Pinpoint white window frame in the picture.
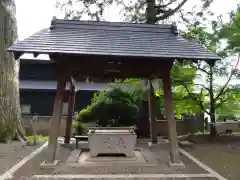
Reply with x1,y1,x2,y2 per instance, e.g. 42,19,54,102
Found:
21,104,31,115
62,102,68,115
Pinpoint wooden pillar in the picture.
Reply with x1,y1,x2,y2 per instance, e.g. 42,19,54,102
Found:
148,80,157,144
162,69,181,164
64,78,76,144
47,72,67,163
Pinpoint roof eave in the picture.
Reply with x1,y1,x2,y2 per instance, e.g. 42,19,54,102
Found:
7,48,220,62
8,48,43,60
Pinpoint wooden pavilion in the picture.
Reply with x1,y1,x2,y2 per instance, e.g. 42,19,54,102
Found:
8,17,219,165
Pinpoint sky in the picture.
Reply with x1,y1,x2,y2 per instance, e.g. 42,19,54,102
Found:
16,0,239,40
15,0,240,74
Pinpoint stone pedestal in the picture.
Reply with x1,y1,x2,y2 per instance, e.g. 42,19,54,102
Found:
88,127,137,157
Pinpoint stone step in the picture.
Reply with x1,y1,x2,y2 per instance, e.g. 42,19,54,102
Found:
137,138,168,144
178,140,195,148
29,174,218,180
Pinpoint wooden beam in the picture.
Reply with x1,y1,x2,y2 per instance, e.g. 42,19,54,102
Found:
147,80,157,144
47,70,67,163
64,78,76,144
54,54,166,79
13,52,23,60
162,68,181,164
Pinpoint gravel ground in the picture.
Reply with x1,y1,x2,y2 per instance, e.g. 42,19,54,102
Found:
183,134,240,180
8,142,212,180
30,177,218,180
184,143,240,180
0,140,44,175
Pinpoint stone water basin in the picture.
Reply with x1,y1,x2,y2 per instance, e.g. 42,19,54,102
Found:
88,127,137,157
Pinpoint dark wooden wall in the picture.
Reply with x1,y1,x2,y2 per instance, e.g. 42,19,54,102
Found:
20,62,56,81
20,89,97,116
19,59,114,82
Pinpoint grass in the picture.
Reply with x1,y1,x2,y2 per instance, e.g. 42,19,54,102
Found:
27,135,48,143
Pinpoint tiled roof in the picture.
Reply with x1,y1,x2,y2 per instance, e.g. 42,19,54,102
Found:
8,17,219,60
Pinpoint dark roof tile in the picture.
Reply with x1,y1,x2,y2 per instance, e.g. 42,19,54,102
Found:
8,18,220,60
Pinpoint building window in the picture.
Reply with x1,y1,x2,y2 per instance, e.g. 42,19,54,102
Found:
21,105,31,115
62,102,68,115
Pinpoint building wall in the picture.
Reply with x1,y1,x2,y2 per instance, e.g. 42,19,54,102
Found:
155,120,187,137
155,114,205,137
20,62,56,81
21,116,204,137
20,89,97,116
21,116,68,136
19,59,113,82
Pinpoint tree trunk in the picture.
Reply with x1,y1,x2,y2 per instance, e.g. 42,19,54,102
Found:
146,0,156,24
209,109,216,136
209,66,217,136
0,0,25,141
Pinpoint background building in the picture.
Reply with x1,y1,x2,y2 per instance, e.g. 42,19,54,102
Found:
19,56,108,116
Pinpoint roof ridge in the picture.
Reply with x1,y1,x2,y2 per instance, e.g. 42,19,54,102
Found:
50,17,173,29
49,17,179,34
50,16,57,30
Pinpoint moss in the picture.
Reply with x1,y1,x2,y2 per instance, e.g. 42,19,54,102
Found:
27,135,48,143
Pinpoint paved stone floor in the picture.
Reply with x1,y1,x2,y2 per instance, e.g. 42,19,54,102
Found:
0,141,44,175
30,176,218,180
4,140,221,180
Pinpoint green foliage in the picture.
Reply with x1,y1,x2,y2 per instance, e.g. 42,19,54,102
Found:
73,121,87,135
216,88,240,118
0,121,13,143
152,61,202,118
171,61,203,117
77,84,141,127
182,8,240,133
27,135,48,143
219,8,240,53
77,108,94,123
184,27,220,55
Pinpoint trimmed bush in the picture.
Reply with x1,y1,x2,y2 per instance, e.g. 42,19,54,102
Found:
76,85,142,130
77,107,94,123
72,121,87,135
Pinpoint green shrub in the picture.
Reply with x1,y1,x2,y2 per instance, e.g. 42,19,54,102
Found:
77,85,142,127
73,121,87,135
0,121,13,143
77,107,93,122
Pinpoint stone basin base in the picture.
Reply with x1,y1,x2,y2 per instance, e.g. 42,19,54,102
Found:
78,149,147,165
88,127,137,157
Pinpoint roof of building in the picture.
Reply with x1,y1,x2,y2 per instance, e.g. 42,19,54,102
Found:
8,17,219,61
19,80,107,91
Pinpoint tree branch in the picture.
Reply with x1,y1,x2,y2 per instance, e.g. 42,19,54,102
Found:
155,0,177,14
214,53,240,101
181,83,210,115
156,0,188,21
156,8,167,15
197,67,210,75
179,10,193,26
215,96,230,108
155,0,177,9
193,83,210,91
191,62,211,75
